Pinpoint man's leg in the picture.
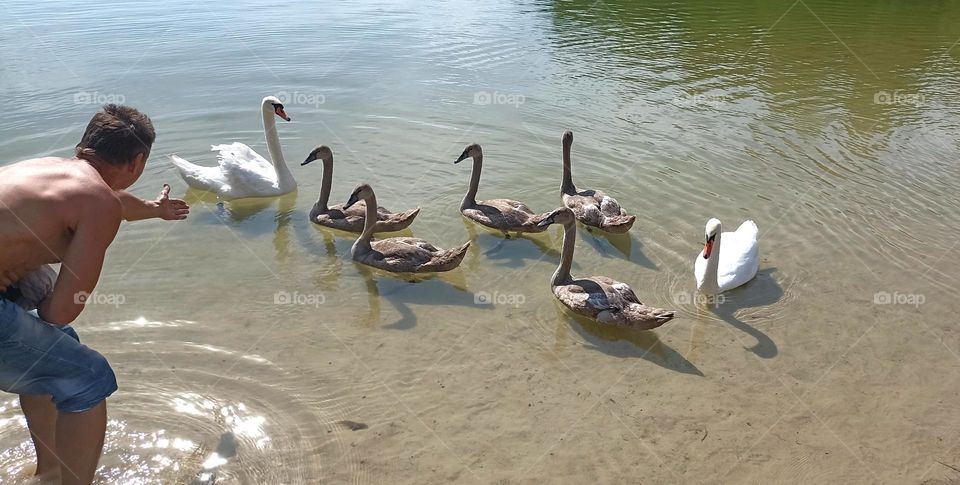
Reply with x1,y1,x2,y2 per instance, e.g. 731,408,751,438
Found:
19,394,60,478
0,300,115,485
55,400,107,485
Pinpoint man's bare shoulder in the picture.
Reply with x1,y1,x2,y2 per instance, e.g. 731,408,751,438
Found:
0,156,76,173
1,156,117,202
0,156,122,235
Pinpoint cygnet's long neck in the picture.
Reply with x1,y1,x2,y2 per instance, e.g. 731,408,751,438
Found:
561,138,575,193
461,153,482,210
316,157,334,210
552,219,577,286
353,191,379,254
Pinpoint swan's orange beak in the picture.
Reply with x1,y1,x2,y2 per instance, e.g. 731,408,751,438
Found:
703,239,714,259
275,106,291,121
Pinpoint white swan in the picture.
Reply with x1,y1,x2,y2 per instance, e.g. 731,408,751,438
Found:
171,96,296,200
695,218,760,295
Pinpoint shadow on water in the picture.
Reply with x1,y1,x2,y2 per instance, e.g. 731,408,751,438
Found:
707,267,784,359
559,303,703,376
190,432,238,485
579,225,658,269
462,218,561,271
356,264,488,330
289,216,351,292
293,219,344,262
293,215,415,261
272,195,297,264
182,189,299,238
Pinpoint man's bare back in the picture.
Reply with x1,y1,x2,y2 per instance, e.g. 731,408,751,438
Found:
0,156,123,325
0,157,120,286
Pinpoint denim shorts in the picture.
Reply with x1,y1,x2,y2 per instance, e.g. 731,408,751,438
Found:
0,296,117,412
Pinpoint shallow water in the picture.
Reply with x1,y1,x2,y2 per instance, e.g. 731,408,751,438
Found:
1,0,960,483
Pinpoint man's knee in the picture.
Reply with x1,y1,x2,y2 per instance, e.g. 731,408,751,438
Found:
54,351,117,413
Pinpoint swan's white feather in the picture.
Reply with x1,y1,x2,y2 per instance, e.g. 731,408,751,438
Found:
695,220,759,293
171,155,227,193
171,143,288,199
213,143,283,197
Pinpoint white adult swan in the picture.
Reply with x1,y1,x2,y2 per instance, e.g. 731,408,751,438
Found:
171,96,296,200
695,218,760,295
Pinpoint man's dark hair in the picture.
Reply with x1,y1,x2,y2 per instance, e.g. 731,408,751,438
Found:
75,104,155,166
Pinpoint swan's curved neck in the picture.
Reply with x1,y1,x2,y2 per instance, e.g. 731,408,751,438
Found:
461,154,482,210
700,231,722,295
261,100,295,190
552,220,576,285
355,192,379,252
316,157,334,210
561,139,575,193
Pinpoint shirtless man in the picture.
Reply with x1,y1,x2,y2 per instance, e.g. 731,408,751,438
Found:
0,104,188,484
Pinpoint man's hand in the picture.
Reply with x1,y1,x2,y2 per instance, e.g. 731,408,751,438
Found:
118,184,190,222
14,265,56,311
155,184,190,221
0,269,19,292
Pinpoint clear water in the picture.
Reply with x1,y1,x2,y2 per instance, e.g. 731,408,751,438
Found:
1,0,959,483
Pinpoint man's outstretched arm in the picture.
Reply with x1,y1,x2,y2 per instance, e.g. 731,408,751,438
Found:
118,184,190,222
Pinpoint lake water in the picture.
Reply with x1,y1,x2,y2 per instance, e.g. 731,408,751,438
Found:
1,0,959,483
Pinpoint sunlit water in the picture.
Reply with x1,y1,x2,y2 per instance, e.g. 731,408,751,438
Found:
1,0,959,483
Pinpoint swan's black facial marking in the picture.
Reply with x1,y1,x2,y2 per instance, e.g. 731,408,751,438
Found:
454,148,470,164
303,146,332,166
272,103,291,121
301,152,317,166
455,144,481,164
703,234,716,259
537,209,568,227
345,190,361,210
